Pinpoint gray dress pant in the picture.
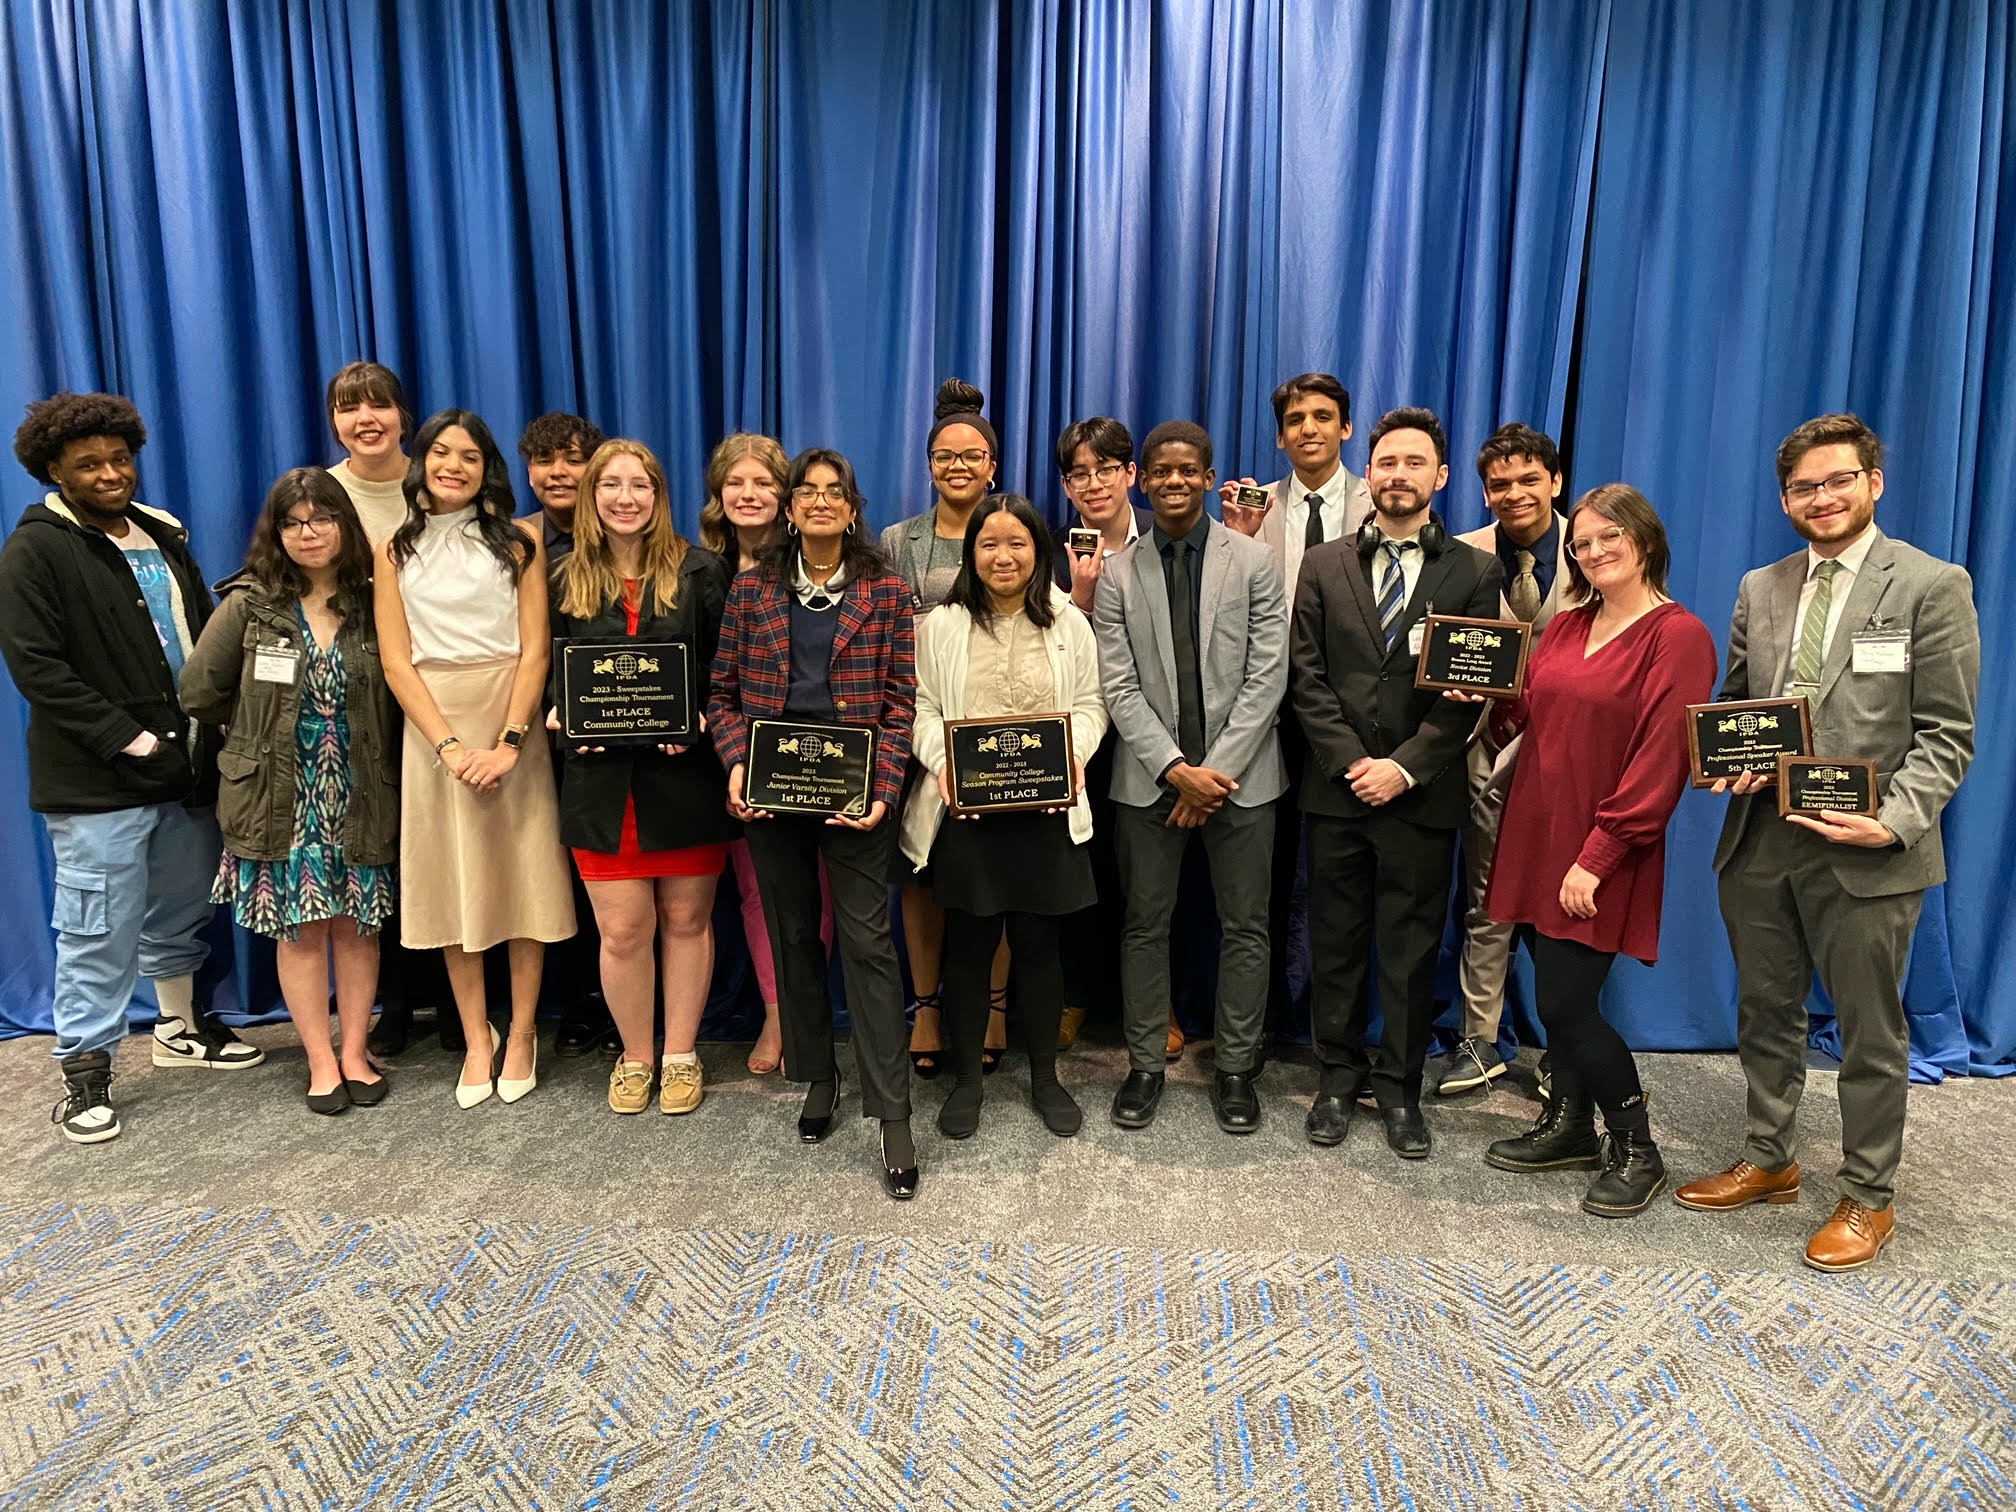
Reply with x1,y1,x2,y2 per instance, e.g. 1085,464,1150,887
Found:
1718,815,1921,1209
1114,793,1274,1076
1455,736,1515,1042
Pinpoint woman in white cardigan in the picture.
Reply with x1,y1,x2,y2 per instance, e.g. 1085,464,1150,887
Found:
900,495,1109,1138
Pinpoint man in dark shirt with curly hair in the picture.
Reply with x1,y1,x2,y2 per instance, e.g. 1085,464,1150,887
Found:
0,391,264,1144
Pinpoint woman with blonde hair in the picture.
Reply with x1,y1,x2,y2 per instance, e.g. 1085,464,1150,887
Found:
549,439,736,1114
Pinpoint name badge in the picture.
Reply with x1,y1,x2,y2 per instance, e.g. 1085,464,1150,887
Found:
252,647,300,685
1406,621,1426,657
1851,633,1910,674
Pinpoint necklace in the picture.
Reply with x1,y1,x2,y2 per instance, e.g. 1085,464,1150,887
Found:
802,554,840,571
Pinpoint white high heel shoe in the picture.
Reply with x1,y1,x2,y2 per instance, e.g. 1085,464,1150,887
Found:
455,1024,498,1110
498,1029,539,1104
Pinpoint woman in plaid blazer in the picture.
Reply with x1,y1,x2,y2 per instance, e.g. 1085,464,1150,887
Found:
707,447,922,1200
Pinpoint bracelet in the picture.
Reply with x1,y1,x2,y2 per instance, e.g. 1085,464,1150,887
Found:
435,735,462,756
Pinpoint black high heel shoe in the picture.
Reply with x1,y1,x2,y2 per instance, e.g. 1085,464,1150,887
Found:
908,993,944,1079
798,1073,841,1143
981,988,1008,1075
881,1122,920,1201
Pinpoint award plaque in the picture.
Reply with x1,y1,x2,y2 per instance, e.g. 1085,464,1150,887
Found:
944,714,1076,816
1413,615,1534,699
745,718,876,816
557,639,693,743
1776,754,1878,818
1067,527,1101,559
1685,697,1813,786
1235,484,1272,512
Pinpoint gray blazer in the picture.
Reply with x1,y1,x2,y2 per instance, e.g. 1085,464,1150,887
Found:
1093,522,1289,808
1255,467,1374,581
1712,528,1979,896
880,512,948,607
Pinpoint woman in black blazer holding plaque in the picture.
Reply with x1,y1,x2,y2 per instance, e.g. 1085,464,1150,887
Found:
899,495,1108,1140
708,447,920,1199
547,439,736,1119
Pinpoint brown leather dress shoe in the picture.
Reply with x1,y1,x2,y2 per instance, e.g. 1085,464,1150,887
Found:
1673,1159,1801,1211
1166,1019,1185,1062
1804,1198,1895,1272
1057,1005,1087,1050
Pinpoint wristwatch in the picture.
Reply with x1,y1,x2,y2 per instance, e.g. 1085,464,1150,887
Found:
500,724,528,750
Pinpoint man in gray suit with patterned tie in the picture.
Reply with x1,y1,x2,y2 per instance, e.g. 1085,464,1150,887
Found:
1095,420,1288,1136
1676,414,1979,1273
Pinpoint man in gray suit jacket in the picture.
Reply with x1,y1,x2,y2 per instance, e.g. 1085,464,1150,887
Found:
1440,424,1582,1096
1675,414,1979,1274
1095,420,1288,1136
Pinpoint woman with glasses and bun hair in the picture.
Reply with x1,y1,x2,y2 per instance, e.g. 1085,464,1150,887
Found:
375,409,576,1111
708,447,920,1199
181,468,396,1115
882,379,1012,1081
1478,484,1716,1218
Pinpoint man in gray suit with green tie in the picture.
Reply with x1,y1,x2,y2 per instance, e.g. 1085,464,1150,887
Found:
1675,414,1979,1273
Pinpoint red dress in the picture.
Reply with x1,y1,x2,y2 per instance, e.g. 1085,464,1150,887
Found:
572,585,732,883
1485,601,1717,964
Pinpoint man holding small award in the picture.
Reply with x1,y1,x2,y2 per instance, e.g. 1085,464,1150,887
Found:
1677,415,1980,1272
1289,407,1501,1157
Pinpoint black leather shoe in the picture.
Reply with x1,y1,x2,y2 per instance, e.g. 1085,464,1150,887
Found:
344,1075,389,1107
1485,1093,1600,1172
798,1076,841,1143
1110,1070,1165,1129
367,1001,412,1059
437,1011,467,1054
1212,1072,1261,1134
1305,1093,1353,1146
881,1125,920,1200
307,1082,352,1116
556,1006,600,1057
1582,1128,1666,1217
1382,1104,1432,1158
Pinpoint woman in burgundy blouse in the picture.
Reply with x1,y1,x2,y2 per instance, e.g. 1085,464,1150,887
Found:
1482,484,1717,1217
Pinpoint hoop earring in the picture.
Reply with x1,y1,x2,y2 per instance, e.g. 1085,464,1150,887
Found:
845,519,858,536
785,517,799,535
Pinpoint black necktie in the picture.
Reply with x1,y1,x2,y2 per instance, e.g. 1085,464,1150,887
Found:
1303,492,1325,549
1167,539,1207,765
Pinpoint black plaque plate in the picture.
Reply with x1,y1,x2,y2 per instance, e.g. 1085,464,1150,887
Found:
745,718,875,816
1776,754,1878,818
558,639,693,743
1235,484,1272,512
1685,697,1813,786
1414,614,1534,699
944,714,1076,816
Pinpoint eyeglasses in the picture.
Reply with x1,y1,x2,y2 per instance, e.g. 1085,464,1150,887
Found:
1566,525,1630,560
279,514,340,536
1063,462,1127,489
1783,468,1867,506
791,485,851,504
929,449,991,469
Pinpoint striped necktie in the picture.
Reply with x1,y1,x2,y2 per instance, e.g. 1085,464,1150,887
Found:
1377,540,1416,651
1792,559,1842,687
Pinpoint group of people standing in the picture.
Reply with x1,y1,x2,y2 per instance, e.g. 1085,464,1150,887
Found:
1,366,1977,1270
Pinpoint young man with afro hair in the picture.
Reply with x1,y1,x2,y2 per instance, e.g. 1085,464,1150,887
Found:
0,391,263,1144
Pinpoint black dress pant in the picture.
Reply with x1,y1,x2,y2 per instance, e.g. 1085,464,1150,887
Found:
743,814,910,1121
1306,809,1456,1106
1264,719,1310,1050
1057,730,1125,1018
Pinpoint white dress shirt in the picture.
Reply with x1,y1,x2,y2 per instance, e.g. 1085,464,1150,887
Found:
1280,464,1355,595
1371,524,1428,613
1797,523,1878,661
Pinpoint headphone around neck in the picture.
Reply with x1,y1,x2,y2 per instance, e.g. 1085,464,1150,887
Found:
1355,510,1448,557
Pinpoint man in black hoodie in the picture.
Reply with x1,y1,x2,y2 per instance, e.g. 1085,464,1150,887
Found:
0,392,263,1144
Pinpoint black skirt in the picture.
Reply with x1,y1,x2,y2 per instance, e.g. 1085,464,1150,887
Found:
926,807,1095,917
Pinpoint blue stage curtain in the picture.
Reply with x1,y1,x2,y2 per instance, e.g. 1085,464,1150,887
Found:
0,0,2010,1077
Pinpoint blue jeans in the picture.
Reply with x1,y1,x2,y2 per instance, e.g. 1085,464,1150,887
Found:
43,803,219,1058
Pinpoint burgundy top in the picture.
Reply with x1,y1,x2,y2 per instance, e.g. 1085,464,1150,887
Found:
1486,601,1717,963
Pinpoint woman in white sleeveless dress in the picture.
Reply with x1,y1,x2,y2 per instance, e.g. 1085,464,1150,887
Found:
374,409,575,1108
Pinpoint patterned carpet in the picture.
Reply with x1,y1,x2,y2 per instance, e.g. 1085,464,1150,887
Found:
1,1198,2011,1510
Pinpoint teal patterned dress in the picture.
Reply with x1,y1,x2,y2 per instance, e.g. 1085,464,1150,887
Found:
212,623,395,940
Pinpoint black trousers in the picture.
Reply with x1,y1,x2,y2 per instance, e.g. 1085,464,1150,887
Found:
944,910,1064,1085
743,814,910,1121
1306,809,1455,1106
1522,926,1644,1129
1264,719,1309,1050
1057,731,1125,1018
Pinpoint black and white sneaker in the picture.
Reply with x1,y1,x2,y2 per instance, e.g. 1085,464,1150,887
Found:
1435,1037,1506,1095
152,1012,265,1070
52,1051,120,1143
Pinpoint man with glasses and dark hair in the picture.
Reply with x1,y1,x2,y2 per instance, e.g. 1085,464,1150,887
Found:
1096,421,1288,1135
1440,423,1580,1097
1676,413,1978,1272
1290,406,1500,1158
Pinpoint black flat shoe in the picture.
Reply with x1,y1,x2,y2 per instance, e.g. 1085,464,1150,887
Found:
344,1076,389,1107
1110,1069,1165,1129
1305,1093,1353,1147
307,1083,352,1116
1212,1071,1261,1134
1382,1104,1432,1159
437,1011,468,1054
798,1076,840,1143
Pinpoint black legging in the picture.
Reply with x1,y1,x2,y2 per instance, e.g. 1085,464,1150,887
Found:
942,910,1065,1087
1524,927,1648,1133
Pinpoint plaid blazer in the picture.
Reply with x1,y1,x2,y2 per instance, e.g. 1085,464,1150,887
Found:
707,566,917,811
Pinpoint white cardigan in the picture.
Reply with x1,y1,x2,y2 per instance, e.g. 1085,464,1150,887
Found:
898,587,1111,872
